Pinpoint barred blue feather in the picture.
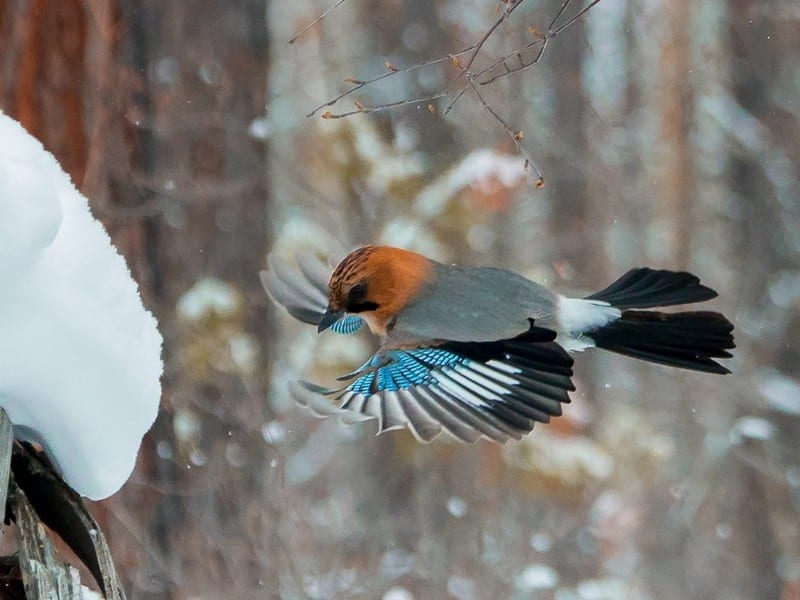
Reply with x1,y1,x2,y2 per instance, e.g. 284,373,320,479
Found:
330,315,363,335
346,348,466,394
297,331,575,443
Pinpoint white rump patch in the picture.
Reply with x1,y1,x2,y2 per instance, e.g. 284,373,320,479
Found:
560,335,596,352
558,297,621,334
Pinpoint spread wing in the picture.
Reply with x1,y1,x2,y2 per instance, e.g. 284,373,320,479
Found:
291,326,575,443
260,251,363,334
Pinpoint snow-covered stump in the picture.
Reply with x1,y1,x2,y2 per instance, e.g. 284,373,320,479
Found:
0,110,163,596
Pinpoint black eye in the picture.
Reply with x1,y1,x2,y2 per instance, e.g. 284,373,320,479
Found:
346,282,379,313
348,282,367,304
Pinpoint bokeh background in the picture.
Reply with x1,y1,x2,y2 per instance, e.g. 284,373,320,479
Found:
2,1,799,598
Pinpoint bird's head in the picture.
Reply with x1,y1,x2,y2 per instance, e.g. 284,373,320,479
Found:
319,245,433,335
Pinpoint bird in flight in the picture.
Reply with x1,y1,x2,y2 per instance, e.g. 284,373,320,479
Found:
261,245,734,443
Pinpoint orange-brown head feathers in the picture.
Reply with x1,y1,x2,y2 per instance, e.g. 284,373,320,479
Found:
321,245,434,336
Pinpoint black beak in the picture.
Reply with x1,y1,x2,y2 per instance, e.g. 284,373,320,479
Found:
318,306,345,333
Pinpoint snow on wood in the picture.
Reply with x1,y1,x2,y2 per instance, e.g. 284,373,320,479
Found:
0,112,163,500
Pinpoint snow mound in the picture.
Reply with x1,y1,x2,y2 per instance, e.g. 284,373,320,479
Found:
0,112,162,500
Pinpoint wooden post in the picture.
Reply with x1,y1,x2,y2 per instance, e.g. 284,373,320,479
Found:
0,410,127,599
12,476,84,599
0,409,12,524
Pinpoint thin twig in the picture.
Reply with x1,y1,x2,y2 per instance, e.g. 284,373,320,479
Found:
306,45,477,117
462,0,526,74
456,0,599,91
465,74,543,186
351,0,602,118
477,0,601,86
320,93,448,119
308,0,604,117
289,0,348,44
304,0,604,182
444,37,546,115
550,0,602,36
548,0,573,32
442,85,468,117
477,37,548,86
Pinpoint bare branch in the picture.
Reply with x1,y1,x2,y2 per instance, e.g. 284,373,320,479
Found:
307,0,600,118
305,0,604,180
465,74,544,187
306,45,477,117
442,85,468,117
548,0,574,32
476,0,602,86
462,0,526,75
289,0,349,44
477,37,548,86
443,36,547,115
311,0,604,118
550,0,602,36
320,93,448,119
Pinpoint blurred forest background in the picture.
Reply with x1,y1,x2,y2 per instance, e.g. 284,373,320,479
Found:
1,0,800,598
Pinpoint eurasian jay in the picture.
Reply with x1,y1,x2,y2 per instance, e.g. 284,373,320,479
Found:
261,245,734,443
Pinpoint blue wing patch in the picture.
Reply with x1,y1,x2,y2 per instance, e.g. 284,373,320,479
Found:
347,348,466,394
296,337,575,444
329,315,363,335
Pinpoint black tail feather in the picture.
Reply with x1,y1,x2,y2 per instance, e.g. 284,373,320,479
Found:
588,310,735,374
586,268,718,309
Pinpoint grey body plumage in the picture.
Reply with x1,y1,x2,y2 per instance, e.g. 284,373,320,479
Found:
392,262,559,347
